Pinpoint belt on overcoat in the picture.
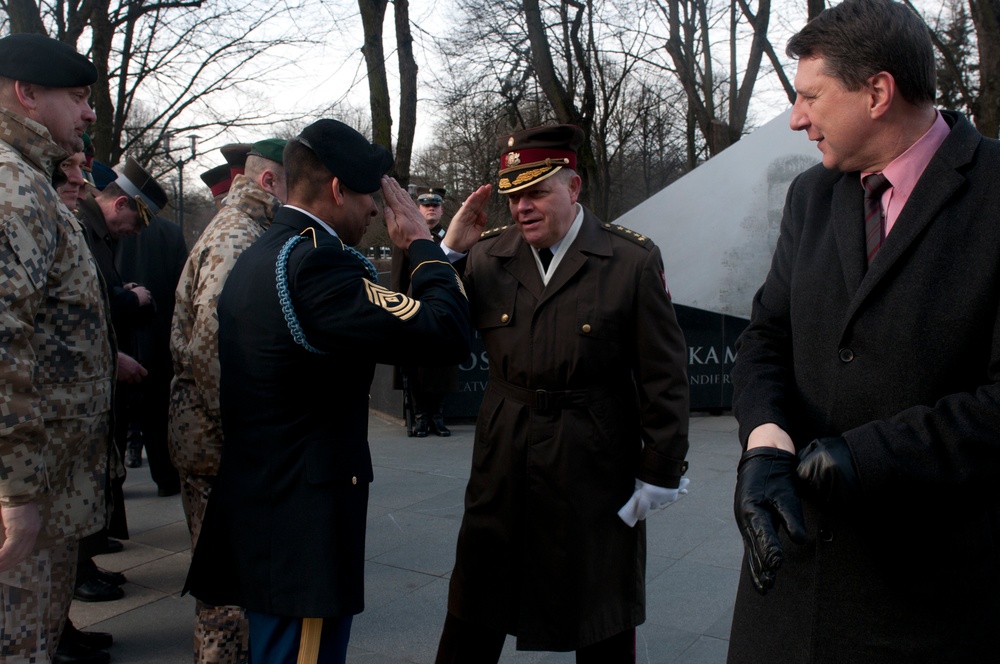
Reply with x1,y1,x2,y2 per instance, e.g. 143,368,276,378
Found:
487,373,621,410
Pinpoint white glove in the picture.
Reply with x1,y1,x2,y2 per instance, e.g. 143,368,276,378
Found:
617,477,690,527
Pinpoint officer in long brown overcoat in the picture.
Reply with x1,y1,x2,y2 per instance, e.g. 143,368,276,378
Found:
434,125,691,662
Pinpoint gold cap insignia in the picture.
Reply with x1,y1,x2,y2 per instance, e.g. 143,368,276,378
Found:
507,136,515,147
506,152,521,168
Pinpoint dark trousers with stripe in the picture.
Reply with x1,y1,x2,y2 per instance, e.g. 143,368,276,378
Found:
246,611,353,664
434,612,636,664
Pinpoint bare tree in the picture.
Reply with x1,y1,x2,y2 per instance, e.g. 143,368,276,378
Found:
650,0,787,159
3,0,47,33
358,0,420,185
905,0,1000,138
5,0,321,167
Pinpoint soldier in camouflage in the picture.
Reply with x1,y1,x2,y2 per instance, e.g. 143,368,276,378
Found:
0,34,115,662
168,137,286,664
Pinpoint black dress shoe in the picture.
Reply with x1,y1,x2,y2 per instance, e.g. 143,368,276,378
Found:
95,567,126,586
431,415,451,437
413,414,429,438
62,620,113,650
53,640,110,664
99,538,124,554
73,578,125,602
124,445,142,468
157,484,180,497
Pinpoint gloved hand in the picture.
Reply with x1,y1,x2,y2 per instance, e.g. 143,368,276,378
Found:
796,437,861,506
734,447,807,595
618,477,690,527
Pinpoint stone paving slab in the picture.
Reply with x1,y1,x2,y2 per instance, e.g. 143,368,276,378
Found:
71,409,743,663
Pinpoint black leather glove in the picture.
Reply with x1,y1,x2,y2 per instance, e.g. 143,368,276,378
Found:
734,447,807,595
796,437,861,506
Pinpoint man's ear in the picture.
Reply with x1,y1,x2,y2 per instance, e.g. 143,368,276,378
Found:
114,195,131,212
567,173,582,204
13,80,39,110
868,71,896,119
260,169,275,194
329,176,346,205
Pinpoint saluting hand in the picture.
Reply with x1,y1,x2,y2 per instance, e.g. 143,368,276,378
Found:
443,184,492,254
381,176,432,250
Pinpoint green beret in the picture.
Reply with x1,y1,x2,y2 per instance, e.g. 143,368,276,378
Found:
295,119,393,194
248,138,287,165
0,33,97,87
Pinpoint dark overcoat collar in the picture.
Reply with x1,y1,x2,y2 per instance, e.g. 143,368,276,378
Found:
483,206,613,307
832,111,980,323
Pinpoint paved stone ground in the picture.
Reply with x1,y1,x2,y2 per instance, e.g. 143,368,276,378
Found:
72,410,742,663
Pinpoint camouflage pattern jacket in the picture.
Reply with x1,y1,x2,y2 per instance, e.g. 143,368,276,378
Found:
169,174,280,476
0,107,115,545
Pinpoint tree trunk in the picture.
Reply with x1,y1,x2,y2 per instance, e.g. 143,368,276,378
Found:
359,0,393,153
521,0,595,204
394,0,417,185
6,0,47,35
969,0,1000,137
88,0,116,165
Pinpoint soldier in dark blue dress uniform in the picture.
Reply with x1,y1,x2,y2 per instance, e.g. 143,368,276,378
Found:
186,119,471,664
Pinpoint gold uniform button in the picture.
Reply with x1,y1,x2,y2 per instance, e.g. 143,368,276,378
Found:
351,476,358,485
501,313,510,323
581,324,591,333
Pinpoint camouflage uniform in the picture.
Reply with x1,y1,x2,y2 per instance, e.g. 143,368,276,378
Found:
0,107,114,660
169,174,279,664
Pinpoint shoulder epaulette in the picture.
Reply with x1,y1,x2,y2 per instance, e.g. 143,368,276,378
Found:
601,223,653,248
479,224,510,240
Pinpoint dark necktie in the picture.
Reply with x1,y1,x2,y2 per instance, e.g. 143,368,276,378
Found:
538,247,553,271
863,173,891,265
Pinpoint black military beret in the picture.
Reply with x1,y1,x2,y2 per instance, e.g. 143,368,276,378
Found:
497,124,585,194
0,33,98,88
114,157,168,225
296,119,393,194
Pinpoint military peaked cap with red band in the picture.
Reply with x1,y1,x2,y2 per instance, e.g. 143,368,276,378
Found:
220,143,252,178
200,163,232,197
497,124,585,194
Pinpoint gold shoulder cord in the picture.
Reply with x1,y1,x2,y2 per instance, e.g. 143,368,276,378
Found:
410,259,468,300
299,227,318,248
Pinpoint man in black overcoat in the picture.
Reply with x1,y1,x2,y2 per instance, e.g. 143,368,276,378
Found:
185,119,471,663
729,1,1000,661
